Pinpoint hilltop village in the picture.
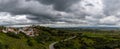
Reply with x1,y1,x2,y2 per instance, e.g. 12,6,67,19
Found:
0,26,38,37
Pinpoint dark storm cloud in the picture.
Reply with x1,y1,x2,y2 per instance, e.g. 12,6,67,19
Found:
37,0,80,11
0,0,81,15
1,0,120,27
0,0,60,22
0,0,102,26
0,0,83,23
0,0,31,15
85,3,94,6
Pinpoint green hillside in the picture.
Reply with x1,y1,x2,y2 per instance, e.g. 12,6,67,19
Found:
55,32,120,49
1,26,120,49
0,26,77,49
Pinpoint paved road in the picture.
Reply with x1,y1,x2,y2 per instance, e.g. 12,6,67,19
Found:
49,36,77,49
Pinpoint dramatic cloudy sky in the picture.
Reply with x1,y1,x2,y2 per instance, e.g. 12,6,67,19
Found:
0,0,120,27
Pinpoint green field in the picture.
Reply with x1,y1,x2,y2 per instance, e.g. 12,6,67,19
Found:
55,32,120,49
0,26,120,49
0,26,76,49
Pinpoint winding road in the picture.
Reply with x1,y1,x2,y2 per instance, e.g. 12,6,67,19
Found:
49,36,77,49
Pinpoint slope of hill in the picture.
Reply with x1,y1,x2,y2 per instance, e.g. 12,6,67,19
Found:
0,26,120,49
0,26,78,49
54,32,120,49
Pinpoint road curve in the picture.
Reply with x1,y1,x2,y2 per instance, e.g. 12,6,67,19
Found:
49,42,58,49
49,36,77,49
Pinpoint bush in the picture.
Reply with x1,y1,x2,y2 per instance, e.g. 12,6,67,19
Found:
27,39,34,46
0,42,8,49
6,32,20,39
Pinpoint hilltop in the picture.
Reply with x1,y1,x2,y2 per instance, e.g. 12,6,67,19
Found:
0,25,120,49
0,25,79,49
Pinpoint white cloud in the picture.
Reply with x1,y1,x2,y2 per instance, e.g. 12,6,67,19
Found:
69,0,104,15
0,12,35,25
100,16,120,25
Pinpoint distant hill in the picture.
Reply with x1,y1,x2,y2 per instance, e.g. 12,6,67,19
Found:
54,26,120,30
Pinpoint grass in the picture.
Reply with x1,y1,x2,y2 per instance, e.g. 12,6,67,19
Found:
55,32,120,49
0,32,48,49
0,32,72,49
